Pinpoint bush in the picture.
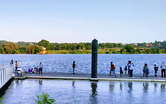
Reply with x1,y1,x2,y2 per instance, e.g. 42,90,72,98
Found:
34,92,55,104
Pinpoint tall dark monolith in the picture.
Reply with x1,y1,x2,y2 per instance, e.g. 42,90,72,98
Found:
91,39,98,78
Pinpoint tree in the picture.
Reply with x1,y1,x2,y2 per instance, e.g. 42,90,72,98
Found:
38,40,50,50
124,45,135,53
26,44,42,54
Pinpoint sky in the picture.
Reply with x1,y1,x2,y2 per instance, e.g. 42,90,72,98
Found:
0,0,166,43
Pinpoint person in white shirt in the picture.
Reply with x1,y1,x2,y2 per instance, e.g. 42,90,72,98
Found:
161,62,166,77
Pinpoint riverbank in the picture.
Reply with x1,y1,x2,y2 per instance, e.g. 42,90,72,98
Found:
14,73,166,82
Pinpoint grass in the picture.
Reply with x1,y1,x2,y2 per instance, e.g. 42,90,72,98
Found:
46,49,121,54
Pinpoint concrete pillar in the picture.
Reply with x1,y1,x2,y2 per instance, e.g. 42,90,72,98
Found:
91,39,98,78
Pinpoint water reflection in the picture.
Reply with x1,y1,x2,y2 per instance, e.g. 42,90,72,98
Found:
39,80,42,85
120,82,123,91
128,82,133,93
109,82,114,92
90,82,98,104
15,79,23,84
154,83,158,92
143,82,149,92
161,84,165,91
72,81,75,88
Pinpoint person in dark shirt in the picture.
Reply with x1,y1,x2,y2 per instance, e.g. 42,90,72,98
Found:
154,64,158,77
72,61,76,74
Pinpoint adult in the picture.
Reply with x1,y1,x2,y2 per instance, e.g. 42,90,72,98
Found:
72,61,76,74
154,64,158,77
10,59,13,65
110,62,117,78
39,62,43,74
161,62,166,77
127,61,134,77
15,61,18,72
143,63,149,77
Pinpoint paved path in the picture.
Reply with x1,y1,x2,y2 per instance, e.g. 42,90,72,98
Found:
14,72,166,82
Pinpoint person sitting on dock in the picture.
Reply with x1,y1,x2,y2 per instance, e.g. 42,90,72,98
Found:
161,62,166,77
17,67,23,76
154,64,158,77
143,63,149,77
39,62,43,74
110,62,117,78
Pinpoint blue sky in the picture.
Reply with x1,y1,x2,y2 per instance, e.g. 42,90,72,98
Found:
0,0,166,43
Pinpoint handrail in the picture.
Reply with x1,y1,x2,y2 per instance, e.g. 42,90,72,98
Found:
0,65,13,89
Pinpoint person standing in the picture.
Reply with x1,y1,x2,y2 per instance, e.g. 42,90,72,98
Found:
39,62,43,74
154,64,158,77
72,61,76,74
110,62,117,78
120,67,123,77
143,63,149,77
161,62,166,77
124,66,127,74
127,61,134,77
15,61,18,72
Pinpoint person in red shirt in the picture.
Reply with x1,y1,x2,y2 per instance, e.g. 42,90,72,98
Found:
110,62,117,78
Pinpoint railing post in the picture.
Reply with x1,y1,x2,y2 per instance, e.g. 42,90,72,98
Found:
91,39,98,78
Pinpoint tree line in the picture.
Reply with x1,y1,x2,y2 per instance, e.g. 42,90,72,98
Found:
0,40,166,54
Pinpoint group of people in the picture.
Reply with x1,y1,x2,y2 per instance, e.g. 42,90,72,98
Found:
27,62,43,74
110,61,166,78
10,59,166,78
110,61,134,78
10,60,43,76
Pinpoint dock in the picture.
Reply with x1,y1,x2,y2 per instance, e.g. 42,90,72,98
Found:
14,72,166,83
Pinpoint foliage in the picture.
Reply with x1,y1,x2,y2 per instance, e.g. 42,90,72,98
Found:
0,97,2,104
0,40,166,54
26,44,42,54
34,92,55,104
38,40,50,50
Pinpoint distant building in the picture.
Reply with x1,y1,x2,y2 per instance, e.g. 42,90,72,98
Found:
146,44,153,47
40,47,46,54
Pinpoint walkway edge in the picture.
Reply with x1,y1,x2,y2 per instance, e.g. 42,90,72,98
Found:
14,76,166,83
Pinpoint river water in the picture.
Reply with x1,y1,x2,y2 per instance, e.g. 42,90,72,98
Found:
1,79,166,104
0,54,166,75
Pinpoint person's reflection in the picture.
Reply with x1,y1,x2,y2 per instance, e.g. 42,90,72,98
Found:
161,83,165,91
143,82,149,92
120,82,123,91
90,81,98,104
15,79,19,83
154,83,158,92
109,82,114,92
72,80,75,88
128,82,133,92
39,80,42,85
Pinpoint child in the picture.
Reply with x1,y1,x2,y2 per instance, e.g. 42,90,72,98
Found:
124,66,127,74
120,67,123,77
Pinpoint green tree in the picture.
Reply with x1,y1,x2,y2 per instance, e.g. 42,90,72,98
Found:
26,44,42,54
38,40,50,50
124,45,135,53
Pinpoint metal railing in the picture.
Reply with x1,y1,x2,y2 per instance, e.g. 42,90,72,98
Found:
0,65,13,89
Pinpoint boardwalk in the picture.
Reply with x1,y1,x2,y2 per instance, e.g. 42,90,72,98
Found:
14,72,166,82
